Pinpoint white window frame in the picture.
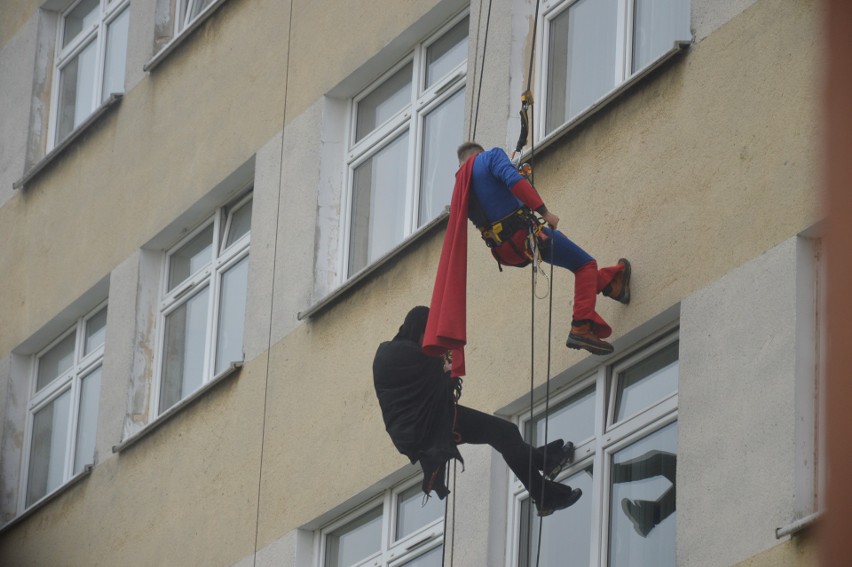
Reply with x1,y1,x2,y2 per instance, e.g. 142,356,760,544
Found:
47,0,130,150
317,477,445,567
339,11,469,279
19,301,107,512
506,328,679,567
175,0,219,36
534,0,691,143
151,191,252,417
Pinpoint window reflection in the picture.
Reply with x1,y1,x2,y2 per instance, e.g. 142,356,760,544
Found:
613,341,678,423
530,385,596,448
608,423,677,567
519,467,593,567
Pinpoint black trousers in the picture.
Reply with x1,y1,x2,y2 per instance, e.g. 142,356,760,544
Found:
453,405,554,499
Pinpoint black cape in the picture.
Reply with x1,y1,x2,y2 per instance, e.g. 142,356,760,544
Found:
373,306,463,498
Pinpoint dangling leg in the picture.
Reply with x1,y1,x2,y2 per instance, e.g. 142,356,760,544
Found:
453,406,581,514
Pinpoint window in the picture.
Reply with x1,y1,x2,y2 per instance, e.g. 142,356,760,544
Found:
50,0,130,148
541,0,690,135
510,332,678,567
155,193,252,415
320,480,445,567
22,303,107,509
343,14,468,277
175,0,217,35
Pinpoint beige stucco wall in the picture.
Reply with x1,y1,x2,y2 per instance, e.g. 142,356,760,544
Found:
0,0,823,566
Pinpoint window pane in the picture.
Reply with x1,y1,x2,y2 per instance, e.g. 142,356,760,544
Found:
84,306,108,356
57,39,98,143
399,545,443,567
633,0,690,72
530,385,596,448
425,17,468,88
37,333,76,392
519,468,594,567
355,62,413,142
102,8,129,100
349,132,410,275
224,200,252,249
396,483,443,541
546,0,618,133
62,0,99,47
26,390,72,507
186,0,216,25
609,422,677,567
614,341,678,423
168,224,214,291
215,257,248,375
418,89,464,226
74,366,102,474
325,506,383,567
160,288,210,413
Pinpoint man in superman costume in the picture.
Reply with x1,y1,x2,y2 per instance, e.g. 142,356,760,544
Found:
423,142,630,370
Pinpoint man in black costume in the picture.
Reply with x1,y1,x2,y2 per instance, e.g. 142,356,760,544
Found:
373,306,582,516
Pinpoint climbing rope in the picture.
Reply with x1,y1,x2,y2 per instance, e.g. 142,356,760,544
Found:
470,0,494,142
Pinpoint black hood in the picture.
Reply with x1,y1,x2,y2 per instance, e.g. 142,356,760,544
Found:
393,306,429,343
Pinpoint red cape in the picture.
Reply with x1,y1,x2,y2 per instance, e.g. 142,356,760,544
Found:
422,157,474,377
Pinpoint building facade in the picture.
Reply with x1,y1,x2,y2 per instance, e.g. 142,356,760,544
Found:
0,0,822,565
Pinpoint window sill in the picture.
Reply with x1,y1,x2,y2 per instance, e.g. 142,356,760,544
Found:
297,209,449,320
775,512,821,539
521,41,690,163
112,360,243,454
143,0,232,72
13,94,123,191
0,465,93,535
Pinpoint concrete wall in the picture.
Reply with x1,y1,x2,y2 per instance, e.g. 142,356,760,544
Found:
0,0,823,565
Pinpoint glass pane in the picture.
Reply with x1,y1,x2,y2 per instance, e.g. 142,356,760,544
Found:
520,468,593,567
63,0,99,47
84,306,108,355
325,506,383,567
399,545,443,567
609,422,677,567
614,341,678,423
160,288,210,413
355,62,412,142
224,200,252,249
186,0,216,25
57,39,98,143
74,366,102,474
215,257,248,375
530,385,596,448
546,0,618,133
348,132,409,275
396,484,443,541
425,17,469,88
37,333,76,392
168,224,214,291
418,89,464,225
633,0,690,72
102,8,129,100
26,390,72,507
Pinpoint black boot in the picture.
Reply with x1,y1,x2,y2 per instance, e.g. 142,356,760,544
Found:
535,481,582,517
543,441,575,480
